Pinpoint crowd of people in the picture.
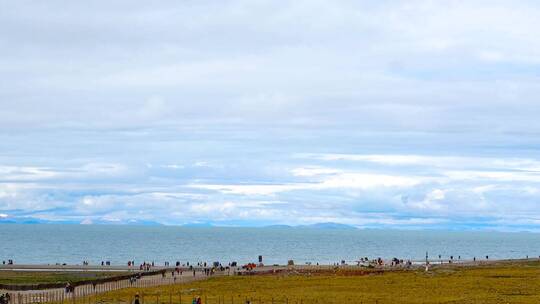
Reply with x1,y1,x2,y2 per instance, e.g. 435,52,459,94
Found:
139,261,154,271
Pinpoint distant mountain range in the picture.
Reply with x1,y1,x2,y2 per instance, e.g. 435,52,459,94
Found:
0,216,162,226
0,216,358,230
302,222,358,229
266,222,357,230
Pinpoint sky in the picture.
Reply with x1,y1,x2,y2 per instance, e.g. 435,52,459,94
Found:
1,0,540,230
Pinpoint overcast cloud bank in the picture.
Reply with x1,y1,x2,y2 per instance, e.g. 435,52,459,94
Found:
1,1,540,230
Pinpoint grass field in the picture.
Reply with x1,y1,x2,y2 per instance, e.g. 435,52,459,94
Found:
0,271,131,285
88,261,540,304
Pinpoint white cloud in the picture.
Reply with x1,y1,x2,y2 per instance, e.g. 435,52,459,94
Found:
316,173,423,189
306,153,540,171
291,167,341,177
192,171,426,196
0,166,59,181
444,170,540,183
191,184,301,196
408,189,446,211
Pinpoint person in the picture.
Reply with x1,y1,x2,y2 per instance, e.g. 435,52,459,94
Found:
196,297,202,304
0,293,10,304
133,294,140,304
192,298,197,304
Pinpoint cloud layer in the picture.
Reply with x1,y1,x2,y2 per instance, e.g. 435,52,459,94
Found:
1,1,540,230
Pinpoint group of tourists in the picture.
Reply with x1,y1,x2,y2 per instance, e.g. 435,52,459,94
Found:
390,257,412,267
139,262,153,271
0,293,10,304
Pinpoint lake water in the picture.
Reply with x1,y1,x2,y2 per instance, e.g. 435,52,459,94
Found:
0,224,539,265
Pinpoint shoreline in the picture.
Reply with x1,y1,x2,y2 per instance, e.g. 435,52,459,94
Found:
1,257,538,273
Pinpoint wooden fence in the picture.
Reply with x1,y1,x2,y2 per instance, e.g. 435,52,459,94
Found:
1,272,221,304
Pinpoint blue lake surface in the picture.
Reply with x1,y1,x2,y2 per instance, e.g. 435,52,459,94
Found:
0,224,539,265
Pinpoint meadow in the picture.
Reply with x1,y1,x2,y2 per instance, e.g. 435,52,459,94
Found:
86,260,540,304
0,271,131,285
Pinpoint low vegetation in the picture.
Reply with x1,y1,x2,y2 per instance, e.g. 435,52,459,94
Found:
74,261,540,304
0,271,131,285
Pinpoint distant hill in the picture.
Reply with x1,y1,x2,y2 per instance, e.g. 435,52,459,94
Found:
263,222,357,230
0,216,356,229
181,222,214,227
302,222,358,230
264,224,293,228
0,216,162,226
